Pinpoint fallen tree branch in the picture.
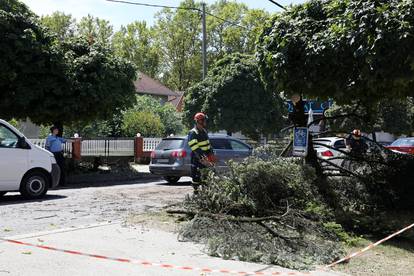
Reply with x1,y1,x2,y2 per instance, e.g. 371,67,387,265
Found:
317,157,361,178
166,209,290,223
256,221,294,241
313,142,392,168
279,140,293,157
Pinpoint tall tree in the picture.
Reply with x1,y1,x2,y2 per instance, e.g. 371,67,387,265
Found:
241,8,270,53
49,38,136,125
183,53,285,139
207,1,269,61
0,1,136,126
41,11,75,41
112,21,160,78
78,14,113,47
257,0,414,197
257,0,414,113
154,0,203,91
153,0,269,91
0,0,69,122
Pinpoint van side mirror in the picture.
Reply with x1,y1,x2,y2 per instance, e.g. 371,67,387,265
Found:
17,137,30,149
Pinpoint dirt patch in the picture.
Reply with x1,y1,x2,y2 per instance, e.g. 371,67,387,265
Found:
125,211,183,232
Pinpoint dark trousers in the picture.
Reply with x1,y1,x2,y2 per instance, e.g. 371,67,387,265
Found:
191,157,206,186
53,152,66,185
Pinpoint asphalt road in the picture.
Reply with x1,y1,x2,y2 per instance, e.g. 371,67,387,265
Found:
0,177,193,236
0,177,344,276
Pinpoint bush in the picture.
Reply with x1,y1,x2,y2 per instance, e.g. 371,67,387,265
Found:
122,111,165,137
131,95,184,136
189,158,318,216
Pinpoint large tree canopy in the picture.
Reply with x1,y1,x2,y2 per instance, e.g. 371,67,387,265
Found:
51,39,136,124
34,0,270,92
0,1,136,125
183,53,285,139
40,11,75,41
154,0,269,90
327,98,414,136
257,0,414,108
112,21,160,78
0,0,68,122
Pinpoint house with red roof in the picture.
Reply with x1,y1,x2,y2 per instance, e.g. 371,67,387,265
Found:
134,72,183,111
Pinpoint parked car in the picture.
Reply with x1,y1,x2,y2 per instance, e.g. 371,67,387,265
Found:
149,135,252,184
0,119,60,199
313,137,348,168
386,137,414,154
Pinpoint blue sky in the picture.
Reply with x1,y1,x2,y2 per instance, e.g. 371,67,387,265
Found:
21,0,305,29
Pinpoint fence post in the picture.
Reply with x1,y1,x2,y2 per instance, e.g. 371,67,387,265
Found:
134,136,144,163
72,137,82,161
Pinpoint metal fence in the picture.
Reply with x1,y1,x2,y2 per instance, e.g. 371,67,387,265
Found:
143,138,163,152
29,137,290,157
81,139,135,157
29,137,163,157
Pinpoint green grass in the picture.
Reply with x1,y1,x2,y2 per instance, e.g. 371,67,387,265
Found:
333,237,414,276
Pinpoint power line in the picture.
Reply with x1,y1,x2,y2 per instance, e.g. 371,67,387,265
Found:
105,0,247,29
268,0,287,11
105,0,199,11
205,12,248,30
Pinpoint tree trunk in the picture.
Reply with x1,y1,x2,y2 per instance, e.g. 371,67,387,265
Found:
292,97,337,208
371,131,377,142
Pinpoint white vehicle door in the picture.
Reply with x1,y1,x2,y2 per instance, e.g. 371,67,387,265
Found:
0,124,29,191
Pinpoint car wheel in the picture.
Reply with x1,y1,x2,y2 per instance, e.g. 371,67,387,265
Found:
20,171,49,199
164,176,180,184
0,192,6,197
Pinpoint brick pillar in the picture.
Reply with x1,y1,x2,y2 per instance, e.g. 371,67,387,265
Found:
134,136,144,163
72,138,82,161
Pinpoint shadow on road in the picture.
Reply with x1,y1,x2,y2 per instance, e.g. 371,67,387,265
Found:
0,194,67,206
55,176,164,190
157,181,193,187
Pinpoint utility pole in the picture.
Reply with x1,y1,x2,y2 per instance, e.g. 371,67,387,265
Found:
201,2,207,79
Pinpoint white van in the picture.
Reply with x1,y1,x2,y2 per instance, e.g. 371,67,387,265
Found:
0,119,60,199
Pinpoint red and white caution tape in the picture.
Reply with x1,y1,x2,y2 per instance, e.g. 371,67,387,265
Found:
326,222,414,268
0,237,312,275
3,223,412,274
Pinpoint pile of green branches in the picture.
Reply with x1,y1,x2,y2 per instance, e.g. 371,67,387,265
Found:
320,146,414,234
168,142,414,269
169,154,346,269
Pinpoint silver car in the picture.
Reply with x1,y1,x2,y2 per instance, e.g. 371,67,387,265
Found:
313,137,348,169
149,135,252,183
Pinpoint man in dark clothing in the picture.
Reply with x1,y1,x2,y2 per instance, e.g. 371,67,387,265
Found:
187,112,216,190
346,129,367,156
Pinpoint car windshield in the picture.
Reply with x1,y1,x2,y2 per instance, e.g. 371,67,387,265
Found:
391,138,414,147
156,138,184,150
